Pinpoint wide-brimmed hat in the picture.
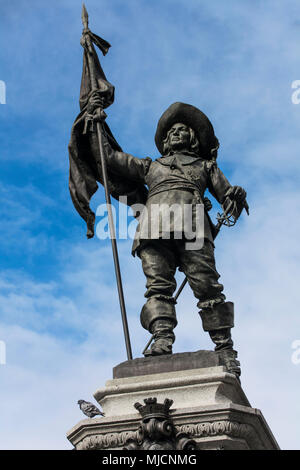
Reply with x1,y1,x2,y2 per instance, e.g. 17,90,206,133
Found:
155,102,218,158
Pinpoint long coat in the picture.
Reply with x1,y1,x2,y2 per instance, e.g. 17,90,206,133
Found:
105,146,233,255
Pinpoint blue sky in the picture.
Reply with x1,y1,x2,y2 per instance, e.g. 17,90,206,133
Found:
1,0,300,449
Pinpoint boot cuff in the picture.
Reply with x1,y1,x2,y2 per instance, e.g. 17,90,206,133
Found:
199,301,234,331
141,296,177,331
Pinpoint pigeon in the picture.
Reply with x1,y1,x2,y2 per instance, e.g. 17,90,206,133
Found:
77,399,105,418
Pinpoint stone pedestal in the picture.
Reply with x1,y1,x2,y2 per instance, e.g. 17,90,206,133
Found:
67,351,279,450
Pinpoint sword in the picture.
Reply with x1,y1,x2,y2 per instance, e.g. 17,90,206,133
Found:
174,197,249,302
142,197,248,355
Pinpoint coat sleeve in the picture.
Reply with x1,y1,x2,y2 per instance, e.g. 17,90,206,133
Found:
102,132,152,184
206,161,232,204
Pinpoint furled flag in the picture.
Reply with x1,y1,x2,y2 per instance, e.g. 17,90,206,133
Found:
68,15,147,238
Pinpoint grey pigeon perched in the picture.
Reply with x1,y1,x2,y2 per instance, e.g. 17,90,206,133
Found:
77,399,105,418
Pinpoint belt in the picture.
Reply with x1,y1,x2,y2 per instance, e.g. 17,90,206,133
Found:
148,180,202,199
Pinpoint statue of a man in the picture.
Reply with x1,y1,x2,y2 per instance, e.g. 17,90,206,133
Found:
70,97,247,379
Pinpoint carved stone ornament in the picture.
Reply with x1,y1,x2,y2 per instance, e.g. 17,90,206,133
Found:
123,397,197,451
75,419,260,450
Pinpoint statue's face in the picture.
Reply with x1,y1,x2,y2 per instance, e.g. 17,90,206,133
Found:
167,122,191,152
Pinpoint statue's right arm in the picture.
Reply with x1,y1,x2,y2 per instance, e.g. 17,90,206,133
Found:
105,144,151,183
86,94,152,183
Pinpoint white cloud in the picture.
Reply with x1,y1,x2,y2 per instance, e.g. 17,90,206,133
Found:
1,186,299,449
1,0,300,450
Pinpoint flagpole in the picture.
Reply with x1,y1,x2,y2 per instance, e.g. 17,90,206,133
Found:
81,4,133,361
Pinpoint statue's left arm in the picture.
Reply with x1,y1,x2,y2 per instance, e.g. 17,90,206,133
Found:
206,162,247,219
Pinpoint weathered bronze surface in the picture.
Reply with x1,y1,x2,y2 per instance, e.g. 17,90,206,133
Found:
69,8,248,379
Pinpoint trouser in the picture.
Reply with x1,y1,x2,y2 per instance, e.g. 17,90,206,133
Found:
139,238,226,331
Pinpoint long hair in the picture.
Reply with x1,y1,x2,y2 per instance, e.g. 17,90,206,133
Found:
162,126,200,156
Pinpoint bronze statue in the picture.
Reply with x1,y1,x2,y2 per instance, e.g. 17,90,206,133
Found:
69,6,248,379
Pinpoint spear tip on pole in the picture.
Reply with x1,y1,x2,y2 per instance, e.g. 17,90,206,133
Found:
81,3,89,28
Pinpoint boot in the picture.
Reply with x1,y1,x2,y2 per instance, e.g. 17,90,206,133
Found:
218,348,241,382
199,302,241,380
209,327,233,351
144,319,175,357
209,328,241,381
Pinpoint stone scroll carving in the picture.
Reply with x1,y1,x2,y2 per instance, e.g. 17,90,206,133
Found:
76,418,260,450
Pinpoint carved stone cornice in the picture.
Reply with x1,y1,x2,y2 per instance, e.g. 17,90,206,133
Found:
76,430,139,450
75,419,261,450
176,421,262,448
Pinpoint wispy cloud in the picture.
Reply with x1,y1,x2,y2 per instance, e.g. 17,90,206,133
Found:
0,0,300,450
